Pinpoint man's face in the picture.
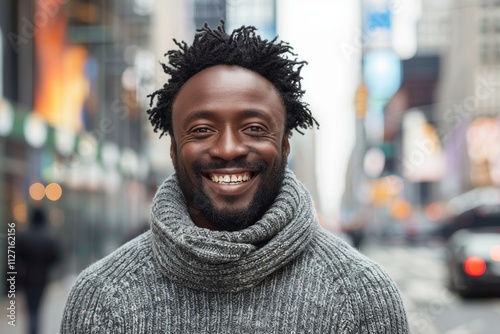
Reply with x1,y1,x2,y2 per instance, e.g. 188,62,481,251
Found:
170,65,290,231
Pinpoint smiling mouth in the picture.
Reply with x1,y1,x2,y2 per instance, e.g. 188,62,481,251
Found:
207,172,256,184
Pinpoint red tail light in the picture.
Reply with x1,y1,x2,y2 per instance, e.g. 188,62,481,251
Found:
464,256,486,277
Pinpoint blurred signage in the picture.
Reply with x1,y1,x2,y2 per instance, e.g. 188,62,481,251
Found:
363,0,392,50
33,0,93,132
361,0,403,144
363,0,421,58
363,49,401,99
402,109,444,182
366,6,391,30
466,118,500,187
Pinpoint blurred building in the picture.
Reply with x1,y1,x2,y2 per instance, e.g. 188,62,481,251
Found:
415,0,451,56
342,0,454,239
345,0,500,239
437,0,500,204
1,0,295,285
394,0,451,206
0,0,165,284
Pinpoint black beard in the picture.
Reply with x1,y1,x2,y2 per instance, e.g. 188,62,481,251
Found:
174,153,287,232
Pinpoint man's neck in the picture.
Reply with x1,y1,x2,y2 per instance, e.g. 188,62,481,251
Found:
187,205,221,231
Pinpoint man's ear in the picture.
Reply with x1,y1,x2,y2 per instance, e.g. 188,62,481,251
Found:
283,133,290,158
170,136,177,166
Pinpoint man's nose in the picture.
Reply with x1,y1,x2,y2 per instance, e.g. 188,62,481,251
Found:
208,128,249,161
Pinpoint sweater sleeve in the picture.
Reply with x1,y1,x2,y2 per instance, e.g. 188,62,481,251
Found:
348,264,409,333
60,272,123,334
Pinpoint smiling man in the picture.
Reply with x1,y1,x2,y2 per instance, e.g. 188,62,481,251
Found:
61,22,409,333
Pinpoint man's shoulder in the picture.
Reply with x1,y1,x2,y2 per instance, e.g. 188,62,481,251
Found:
310,228,369,265
61,232,153,332
73,230,153,290
309,228,396,288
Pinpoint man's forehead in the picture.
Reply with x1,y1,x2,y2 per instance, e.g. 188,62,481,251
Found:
172,65,285,115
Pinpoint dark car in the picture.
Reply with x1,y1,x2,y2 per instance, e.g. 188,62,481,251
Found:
446,227,500,298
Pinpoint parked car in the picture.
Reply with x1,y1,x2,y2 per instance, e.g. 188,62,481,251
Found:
446,227,500,298
439,204,500,239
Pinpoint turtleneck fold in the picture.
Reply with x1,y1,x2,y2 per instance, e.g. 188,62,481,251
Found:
151,169,318,292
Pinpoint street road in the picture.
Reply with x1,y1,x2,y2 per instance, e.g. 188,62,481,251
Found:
363,241,500,334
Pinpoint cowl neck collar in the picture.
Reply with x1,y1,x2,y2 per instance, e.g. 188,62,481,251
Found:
150,169,318,292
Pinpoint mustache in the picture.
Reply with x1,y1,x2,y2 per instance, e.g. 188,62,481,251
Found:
193,160,268,173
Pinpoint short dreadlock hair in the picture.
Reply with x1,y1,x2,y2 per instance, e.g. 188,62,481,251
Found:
147,21,319,138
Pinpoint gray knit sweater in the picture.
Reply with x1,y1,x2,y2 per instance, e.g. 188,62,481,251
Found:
61,170,409,333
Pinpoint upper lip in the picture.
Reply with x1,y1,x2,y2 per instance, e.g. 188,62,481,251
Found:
203,168,257,174
202,169,259,179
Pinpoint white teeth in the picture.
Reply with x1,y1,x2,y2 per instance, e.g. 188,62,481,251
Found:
210,173,252,184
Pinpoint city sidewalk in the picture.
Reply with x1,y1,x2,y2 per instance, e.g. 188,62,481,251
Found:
0,276,75,334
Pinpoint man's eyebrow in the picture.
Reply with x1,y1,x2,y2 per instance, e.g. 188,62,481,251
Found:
240,109,266,119
183,110,213,125
240,109,274,122
184,109,273,124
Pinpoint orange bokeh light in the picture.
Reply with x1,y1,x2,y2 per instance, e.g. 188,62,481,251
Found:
29,182,45,201
46,183,63,201
13,203,27,223
390,198,412,220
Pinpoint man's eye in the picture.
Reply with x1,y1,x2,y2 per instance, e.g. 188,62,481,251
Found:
193,128,210,133
248,126,263,132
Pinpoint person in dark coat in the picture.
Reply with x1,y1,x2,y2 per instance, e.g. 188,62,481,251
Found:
17,207,61,334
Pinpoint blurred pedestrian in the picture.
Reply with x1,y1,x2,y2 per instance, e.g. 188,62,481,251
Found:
61,21,409,333
18,207,61,334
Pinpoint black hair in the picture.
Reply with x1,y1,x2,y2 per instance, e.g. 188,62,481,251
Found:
147,21,319,138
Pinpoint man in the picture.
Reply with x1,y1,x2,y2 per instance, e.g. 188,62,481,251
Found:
61,22,409,333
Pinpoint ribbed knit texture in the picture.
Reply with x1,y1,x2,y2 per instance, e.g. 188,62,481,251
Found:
61,170,409,333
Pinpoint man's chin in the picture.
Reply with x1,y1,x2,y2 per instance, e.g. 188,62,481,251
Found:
206,207,257,231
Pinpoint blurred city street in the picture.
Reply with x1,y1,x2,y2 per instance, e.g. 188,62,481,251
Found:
1,0,500,332
363,239,500,334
